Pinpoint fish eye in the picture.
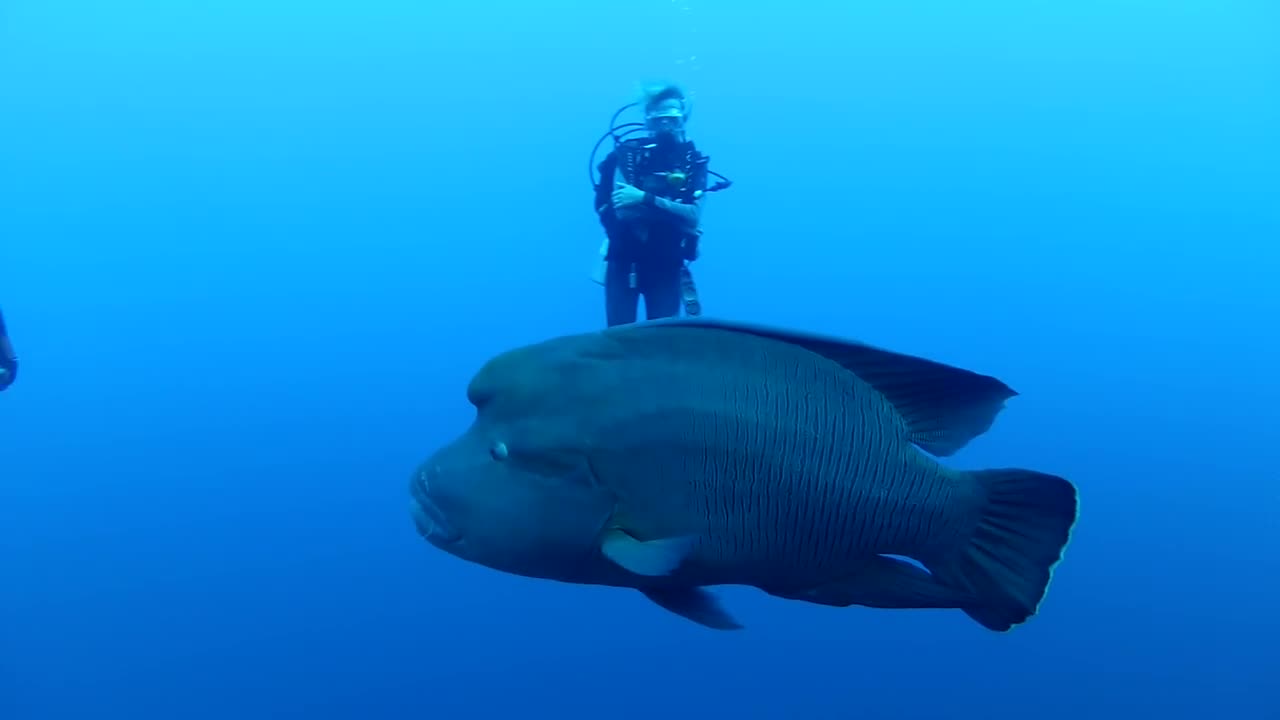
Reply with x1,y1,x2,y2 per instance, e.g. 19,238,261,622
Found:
490,442,509,461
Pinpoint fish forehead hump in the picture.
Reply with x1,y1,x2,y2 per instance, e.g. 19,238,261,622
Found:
462,317,1015,463
463,323,898,438
473,325,857,403
457,329,835,479
463,331,640,436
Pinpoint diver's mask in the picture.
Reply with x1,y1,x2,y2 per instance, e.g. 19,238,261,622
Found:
645,100,686,142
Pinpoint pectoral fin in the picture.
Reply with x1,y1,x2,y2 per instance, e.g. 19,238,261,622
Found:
601,529,694,576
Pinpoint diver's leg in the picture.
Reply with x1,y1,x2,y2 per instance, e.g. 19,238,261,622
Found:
642,260,683,320
604,260,639,327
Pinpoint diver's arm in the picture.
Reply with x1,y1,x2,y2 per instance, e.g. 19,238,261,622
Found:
610,160,703,229
644,193,701,229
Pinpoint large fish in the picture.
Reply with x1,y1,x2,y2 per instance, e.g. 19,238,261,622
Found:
409,318,1078,632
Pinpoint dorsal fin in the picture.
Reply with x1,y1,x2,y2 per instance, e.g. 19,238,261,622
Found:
627,318,1018,457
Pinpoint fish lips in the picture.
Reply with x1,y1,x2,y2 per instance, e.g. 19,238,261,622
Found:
410,469,462,545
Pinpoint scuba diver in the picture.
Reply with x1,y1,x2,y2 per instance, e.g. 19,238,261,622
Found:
0,307,17,392
589,83,733,327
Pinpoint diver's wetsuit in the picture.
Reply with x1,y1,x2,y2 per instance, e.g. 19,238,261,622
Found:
604,249,683,326
599,139,705,327
0,307,16,391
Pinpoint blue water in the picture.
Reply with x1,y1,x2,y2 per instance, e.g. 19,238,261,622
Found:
2,1,1277,718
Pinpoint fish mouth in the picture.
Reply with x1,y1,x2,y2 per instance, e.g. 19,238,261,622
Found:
410,472,462,545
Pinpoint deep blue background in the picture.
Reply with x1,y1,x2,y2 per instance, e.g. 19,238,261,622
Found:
2,1,1277,718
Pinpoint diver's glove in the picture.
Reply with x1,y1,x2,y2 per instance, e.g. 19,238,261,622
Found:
0,357,16,391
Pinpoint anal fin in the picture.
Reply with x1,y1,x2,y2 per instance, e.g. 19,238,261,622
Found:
778,555,974,610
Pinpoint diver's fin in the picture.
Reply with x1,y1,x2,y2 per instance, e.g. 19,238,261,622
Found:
632,317,1016,456
641,586,742,630
928,468,1078,632
601,529,693,576
774,554,973,610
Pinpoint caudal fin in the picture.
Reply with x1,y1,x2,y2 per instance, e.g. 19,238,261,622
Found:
932,469,1079,632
